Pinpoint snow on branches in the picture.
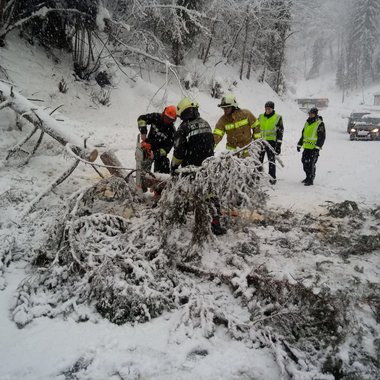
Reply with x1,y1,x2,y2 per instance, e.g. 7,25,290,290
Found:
4,171,380,378
12,177,176,326
158,140,268,248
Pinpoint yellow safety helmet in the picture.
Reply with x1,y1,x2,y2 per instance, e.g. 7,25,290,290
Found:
218,93,239,108
177,97,199,117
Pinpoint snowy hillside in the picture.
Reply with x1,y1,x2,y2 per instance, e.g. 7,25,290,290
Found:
1,34,380,380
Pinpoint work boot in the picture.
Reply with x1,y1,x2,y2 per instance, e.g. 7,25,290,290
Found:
211,219,226,236
304,180,313,186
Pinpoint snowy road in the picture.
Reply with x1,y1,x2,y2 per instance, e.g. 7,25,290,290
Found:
268,105,380,212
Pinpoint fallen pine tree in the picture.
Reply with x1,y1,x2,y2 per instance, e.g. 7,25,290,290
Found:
2,159,379,378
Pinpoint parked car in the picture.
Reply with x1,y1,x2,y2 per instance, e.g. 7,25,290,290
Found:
346,111,371,133
349,114,380,140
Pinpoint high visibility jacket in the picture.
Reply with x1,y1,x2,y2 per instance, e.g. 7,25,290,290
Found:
213,108,260,151
302,119,322,149
258,112,281,141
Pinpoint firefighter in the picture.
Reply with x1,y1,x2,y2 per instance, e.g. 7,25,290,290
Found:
171,97,226,235
297,107,326,186
213,93,260,156
137,105,177,174
258,101,284,185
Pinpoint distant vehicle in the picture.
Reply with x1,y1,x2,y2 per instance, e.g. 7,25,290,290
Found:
346,111,371,133
296,98,329,112
349,113,380,141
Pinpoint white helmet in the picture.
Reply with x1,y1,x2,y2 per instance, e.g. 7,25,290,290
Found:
218,93,239,108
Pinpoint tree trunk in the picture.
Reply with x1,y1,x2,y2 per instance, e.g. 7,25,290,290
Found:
239,7,250,81
100,151,129,179
275,44,285,93
246,33,257,80
0,82,98,161
225,24,244,62
203,19,217,64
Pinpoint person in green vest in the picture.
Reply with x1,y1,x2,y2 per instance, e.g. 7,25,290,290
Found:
297,107,326,186
258,101,284,185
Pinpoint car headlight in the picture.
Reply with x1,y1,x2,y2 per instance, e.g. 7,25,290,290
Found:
350,128,356,132
372,128,379,133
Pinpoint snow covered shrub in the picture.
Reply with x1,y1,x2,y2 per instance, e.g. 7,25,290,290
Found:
91,88,111,106
244,270,349,347
70,176,142,217
183,71,202,90
372,206,380,219
89,253,175,324
95,70,111,87
210,78,223,99
12,210,177,326
10,177,177,326
58,78,68,93
158,141,268,244
326,200,361,218
210,76,237,99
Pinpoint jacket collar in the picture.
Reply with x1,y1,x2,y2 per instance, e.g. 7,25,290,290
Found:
307,116,318,124
264,111,275,118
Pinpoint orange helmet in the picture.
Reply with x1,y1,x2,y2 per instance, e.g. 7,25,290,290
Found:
163,105,177,121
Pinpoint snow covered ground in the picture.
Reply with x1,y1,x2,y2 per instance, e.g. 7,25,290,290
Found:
1,36,380,379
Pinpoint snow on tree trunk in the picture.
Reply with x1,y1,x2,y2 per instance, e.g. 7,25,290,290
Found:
0,82,98,161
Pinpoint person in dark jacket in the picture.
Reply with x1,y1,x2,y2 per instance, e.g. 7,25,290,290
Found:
137,105,177,174
171,97,226,235
297,107,326,186
258,101,284,184
171,98,214,169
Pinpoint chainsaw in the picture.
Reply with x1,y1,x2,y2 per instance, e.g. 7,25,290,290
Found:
135,134,153,192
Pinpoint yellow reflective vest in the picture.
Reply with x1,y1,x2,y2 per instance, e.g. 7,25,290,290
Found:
303,119,322,149
258,113,281,141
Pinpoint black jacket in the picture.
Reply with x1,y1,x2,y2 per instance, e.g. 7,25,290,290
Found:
137,113,175,158
172,109,214,167
298,116,326,149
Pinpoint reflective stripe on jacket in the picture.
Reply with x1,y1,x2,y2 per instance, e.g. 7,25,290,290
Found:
302,119,321,149
259,113,281,141
213,108,259,149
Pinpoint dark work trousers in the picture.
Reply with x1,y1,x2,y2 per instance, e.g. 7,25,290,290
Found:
258,140,277,179
154,156,170,174
302,149,319,182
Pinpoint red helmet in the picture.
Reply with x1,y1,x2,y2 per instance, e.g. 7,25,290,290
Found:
163,105,177,121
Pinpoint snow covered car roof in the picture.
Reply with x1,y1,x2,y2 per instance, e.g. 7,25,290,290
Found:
363,112,380,119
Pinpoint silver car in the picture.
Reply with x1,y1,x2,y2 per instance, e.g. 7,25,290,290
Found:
349,115,380,140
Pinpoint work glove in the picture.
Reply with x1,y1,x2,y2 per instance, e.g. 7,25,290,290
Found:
157,148,167,157
275,143,282,155
297,146,301,152
141,141,151,151
141,142,153,160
